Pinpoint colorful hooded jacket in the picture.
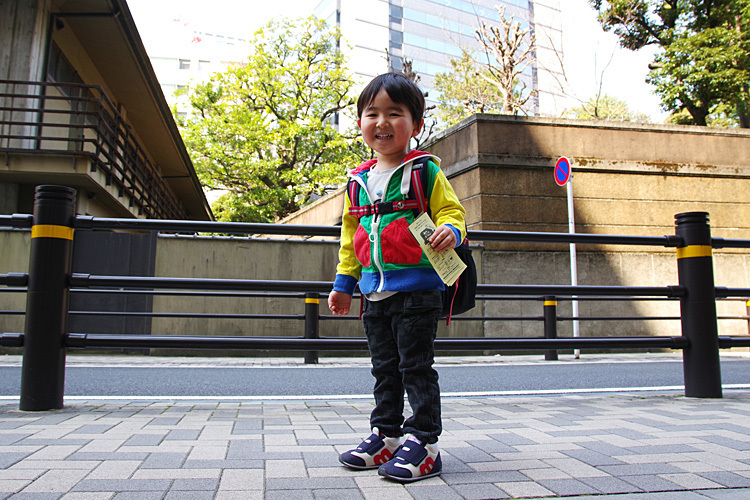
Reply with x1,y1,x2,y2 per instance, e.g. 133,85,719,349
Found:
333,150,467,296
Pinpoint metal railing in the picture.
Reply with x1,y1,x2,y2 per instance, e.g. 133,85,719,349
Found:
0,80,186,219
1,185,750,410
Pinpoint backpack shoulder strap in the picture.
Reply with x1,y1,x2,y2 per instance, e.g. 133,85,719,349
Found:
347,177,360,208
409,156,431,215
347,177,378,218
347,157,434,218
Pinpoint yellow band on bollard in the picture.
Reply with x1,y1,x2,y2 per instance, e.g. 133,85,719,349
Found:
676,245,712,259
543,301,557,306
305,298,320,304
31,225,74,240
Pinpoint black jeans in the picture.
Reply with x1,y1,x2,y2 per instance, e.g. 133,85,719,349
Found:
362,290,442,444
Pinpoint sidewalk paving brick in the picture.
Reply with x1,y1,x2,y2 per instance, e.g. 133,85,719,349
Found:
2,390,750,499
0,354,749,498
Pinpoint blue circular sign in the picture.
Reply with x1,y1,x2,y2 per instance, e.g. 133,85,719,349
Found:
555,157,571,186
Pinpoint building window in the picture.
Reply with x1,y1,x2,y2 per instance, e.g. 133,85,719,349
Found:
46,42,83,87
179,59,191,70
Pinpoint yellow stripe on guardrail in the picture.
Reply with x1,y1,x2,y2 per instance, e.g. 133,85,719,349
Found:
305,298,320,304
31,225,74,240
676,245,712,259
544,300,557,306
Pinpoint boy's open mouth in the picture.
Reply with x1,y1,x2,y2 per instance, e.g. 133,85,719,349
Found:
375,134,393,139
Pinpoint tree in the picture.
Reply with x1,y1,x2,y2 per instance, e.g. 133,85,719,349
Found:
591,0,750,128
474,5,537,115
177,16,362,222
434,49,507,128
566,94,651,122
434,6,537,128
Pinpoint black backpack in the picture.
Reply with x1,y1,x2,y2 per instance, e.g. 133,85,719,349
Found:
347,157,477,324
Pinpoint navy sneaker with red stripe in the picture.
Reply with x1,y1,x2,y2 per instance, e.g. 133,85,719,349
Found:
378,436,442,482
339,428,403,470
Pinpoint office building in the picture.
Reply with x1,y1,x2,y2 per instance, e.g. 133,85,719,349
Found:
139,18,249,118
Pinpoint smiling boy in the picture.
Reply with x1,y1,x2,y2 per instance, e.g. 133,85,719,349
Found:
328,73,466,482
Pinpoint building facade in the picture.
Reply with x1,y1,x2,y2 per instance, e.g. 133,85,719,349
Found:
139,18,249,119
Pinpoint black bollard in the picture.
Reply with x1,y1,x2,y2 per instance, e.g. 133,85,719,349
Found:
543,296,558,361
20,186,76,411
304,292,319,364
675,212,722,398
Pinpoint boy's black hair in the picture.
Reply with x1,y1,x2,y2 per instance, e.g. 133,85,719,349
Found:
357,72,425,124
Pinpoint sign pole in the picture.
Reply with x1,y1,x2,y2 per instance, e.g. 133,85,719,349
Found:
566,178,580,359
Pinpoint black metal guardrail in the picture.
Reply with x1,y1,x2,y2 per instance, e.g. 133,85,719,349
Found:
1,185,750,411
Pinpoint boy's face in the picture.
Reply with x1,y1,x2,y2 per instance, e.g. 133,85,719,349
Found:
358,89,423,167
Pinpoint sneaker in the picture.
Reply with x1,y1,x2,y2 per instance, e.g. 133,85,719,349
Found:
378,436,442,482
339,428,403,470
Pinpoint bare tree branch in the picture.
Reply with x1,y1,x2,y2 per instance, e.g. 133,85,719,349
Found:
474,5,537,115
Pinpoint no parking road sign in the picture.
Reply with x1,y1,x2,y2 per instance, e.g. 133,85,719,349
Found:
555,156,571,186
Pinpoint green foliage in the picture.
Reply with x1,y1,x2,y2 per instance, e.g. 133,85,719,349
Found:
177,16,362,222
666,102,742,127
591,0,750,127
566,94,651,123
648,23,750,126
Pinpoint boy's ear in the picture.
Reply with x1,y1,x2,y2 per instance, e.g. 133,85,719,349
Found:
357,119,361,129
412,118,424,137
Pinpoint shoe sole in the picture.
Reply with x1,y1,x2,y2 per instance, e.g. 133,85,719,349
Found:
338,456,380,470
378,467,442,483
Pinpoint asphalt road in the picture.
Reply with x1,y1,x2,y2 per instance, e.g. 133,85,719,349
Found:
1,358,749,397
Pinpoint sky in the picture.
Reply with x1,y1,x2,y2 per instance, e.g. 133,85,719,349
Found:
125,0,666,122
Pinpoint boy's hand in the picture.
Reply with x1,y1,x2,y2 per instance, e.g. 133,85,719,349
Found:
328,290,352,316
429,224,457,252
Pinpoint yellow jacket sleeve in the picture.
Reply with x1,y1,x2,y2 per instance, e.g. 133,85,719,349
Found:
429,168,467,245
334,192,362,289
